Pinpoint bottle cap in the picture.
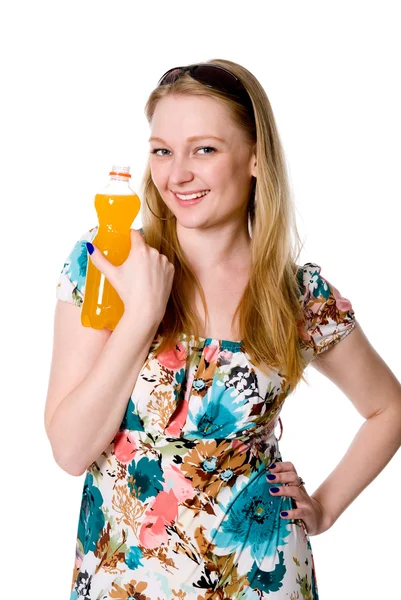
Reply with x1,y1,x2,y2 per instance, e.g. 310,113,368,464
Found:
109,165,131,178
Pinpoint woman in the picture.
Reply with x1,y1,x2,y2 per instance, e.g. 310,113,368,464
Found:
45,59,401,599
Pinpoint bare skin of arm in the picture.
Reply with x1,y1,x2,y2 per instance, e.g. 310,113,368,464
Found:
44,300,160,477
266,320,401,535
309,320,401,528
45,228,174,477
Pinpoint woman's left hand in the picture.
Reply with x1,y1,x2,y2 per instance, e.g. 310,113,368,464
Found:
266,461,332,536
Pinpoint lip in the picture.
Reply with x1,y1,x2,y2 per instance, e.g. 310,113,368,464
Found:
174,190,210,207
171,189,210,196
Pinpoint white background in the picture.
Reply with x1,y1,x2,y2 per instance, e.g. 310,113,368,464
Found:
2,1,400,598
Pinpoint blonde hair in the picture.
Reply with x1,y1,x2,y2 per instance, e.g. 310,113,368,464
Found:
141,58,308,393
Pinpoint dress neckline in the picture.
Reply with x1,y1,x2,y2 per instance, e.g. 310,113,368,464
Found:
182,333,243,350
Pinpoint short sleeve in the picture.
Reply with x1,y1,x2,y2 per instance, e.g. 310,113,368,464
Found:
298,262,356,362
55,226,98,307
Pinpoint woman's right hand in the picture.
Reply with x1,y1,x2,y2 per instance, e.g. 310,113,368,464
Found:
86,228,175,324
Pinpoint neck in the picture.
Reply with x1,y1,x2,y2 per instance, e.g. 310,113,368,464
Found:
177,222,252,274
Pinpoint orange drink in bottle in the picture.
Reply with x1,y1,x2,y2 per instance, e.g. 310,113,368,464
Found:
81,165,141,330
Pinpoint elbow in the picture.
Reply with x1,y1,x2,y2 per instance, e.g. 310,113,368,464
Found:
46,431,87,477
55,453,87,477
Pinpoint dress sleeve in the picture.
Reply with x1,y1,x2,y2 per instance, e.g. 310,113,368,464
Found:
55,226,98,307
298,262,356,361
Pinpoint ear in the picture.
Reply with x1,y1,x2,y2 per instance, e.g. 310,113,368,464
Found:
250,146,257,178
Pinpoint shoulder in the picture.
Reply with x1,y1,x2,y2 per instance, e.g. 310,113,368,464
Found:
55,225,98,306
296,262,356,363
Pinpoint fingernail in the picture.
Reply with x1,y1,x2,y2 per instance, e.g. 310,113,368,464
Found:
266,474,276,480
270,464,276,469
86,242,94,255
270,487,280,493
281,511,288,517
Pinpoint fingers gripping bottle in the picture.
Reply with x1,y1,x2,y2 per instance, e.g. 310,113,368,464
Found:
81,165,141,330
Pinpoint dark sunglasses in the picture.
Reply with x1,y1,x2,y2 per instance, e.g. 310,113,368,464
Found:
157,63,255,119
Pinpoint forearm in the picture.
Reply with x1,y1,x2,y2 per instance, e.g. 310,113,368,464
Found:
311,406,401,528
49,309,160,476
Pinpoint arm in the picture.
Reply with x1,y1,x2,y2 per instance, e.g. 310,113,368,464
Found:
310,319,401,528
45,301,160,477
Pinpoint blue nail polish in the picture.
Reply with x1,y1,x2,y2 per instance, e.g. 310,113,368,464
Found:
270,464,276,469
86,242,94,255
267,474,276,480
270,487,280,493
281,511,288,517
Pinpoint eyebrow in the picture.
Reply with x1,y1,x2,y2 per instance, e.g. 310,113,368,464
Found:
148,135,226,144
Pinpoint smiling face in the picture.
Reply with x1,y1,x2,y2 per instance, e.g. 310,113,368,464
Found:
148,94,257,232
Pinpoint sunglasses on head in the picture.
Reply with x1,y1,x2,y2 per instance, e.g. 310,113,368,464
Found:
157,63,255,119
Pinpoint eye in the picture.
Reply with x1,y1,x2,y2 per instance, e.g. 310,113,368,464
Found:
150,148,171,156
197,146,216,154
149,146,217,156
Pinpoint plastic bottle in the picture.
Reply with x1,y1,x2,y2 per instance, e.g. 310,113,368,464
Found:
81,165,141,330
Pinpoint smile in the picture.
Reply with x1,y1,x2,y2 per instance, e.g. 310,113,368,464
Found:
174,190,210,200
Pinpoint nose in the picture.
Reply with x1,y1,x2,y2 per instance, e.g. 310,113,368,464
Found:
168,154,195,187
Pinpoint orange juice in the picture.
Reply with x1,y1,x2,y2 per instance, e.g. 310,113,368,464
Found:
81,166,141,330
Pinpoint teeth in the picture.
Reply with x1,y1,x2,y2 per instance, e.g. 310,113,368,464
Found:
176,190,210,200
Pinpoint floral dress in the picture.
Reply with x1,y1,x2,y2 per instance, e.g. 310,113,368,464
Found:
55,226,356,600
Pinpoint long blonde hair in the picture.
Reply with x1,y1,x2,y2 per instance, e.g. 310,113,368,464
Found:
141,58,308,393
